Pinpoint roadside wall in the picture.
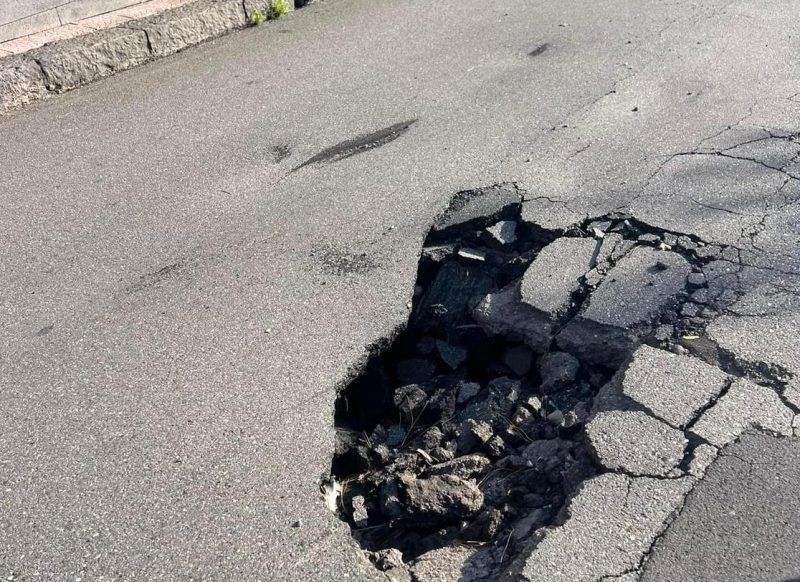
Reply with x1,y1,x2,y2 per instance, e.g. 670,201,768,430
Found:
1,0,145,42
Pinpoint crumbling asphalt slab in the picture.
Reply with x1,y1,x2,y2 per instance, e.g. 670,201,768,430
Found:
2,0,800,579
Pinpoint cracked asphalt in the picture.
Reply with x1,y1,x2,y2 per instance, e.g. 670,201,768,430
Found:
2,0,800,579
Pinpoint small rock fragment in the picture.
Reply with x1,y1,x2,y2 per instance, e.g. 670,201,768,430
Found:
379,479,404,519
503,345,534,376
638,233,661,245
526,395,543,414
458,248,487,262
457,418,493,452
457,381,481,405
436,339,468,369
372,548,405,571
546,409,565,426
538,351,580,393
487,220,518,245
485,435,506,457
463,507,504,541
512,507,550,541
488,376,522,401
394,385,428,416
385,425,407,447
522,438,574,463
351,495,369,527
420,427,444,451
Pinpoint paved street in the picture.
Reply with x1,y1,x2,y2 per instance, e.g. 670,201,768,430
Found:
1,0,799,579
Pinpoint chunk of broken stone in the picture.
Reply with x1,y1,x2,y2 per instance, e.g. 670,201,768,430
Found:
620,345,729,429
512,507,550,542
504,345,534,376
473,280,554,353
487,220,518,245
537,351,580,393
557,246,690,367
385,425,407,447
638,233,661,245
462,507,503,541
420,427,444,451
413,262,494,332
394,384,428,416
520,237,599,319
435,339,467,369
425,384,457,421
520,473,694,582
457,247,487,262
380,479,404,518
457,381,481,404
421,244,456,263
586,410,687,477
487,376,521,402
457,418,494,453
485,434,506,457
351,495,369,527
399,473,484,527
690,378,794,448
371,548,405,572
425,453,491,479
522,438,574,463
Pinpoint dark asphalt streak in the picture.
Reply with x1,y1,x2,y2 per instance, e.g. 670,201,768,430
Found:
528,43,550,57
291,119,418,172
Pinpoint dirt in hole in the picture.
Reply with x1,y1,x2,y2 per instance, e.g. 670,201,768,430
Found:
326,186,725,577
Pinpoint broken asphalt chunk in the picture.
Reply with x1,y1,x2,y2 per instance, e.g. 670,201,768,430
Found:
557,246,690,367
690,378,793,448
586,410,687,477
620,345,729,429
399,473,484,527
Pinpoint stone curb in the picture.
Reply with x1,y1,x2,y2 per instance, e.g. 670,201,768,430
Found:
0,0,298,113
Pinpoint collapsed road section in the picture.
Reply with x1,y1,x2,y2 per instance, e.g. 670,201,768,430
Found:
324,185,800,581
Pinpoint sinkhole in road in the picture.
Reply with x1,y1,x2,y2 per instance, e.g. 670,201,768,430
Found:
326,185,722,575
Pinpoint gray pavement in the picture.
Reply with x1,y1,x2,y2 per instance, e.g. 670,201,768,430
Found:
642,433,800,582
2,0,800,579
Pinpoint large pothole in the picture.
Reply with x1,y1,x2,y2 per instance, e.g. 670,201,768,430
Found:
325,185,729,578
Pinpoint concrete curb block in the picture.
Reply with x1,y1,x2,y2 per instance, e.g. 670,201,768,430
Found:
0,0,297,114
0,56,49,111
37,27,151,92
126,0,247,59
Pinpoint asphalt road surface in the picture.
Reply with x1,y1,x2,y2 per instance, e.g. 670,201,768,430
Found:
2,0,800,579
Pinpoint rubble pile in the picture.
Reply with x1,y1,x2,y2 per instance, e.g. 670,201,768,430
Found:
327,185,731,574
